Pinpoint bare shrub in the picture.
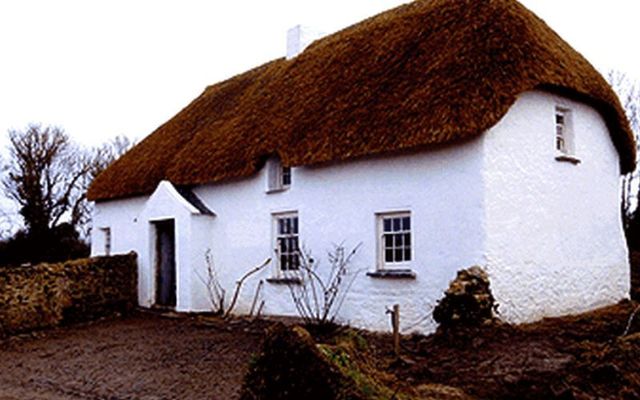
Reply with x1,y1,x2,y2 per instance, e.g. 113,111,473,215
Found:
287,243,362,327
197,249,226,315
197,249,270,318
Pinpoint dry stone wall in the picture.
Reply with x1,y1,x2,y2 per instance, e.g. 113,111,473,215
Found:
0,253,137,337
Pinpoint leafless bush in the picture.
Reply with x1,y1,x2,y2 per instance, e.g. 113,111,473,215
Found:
197,249,270,318
287,243,361,327
197,249,226,315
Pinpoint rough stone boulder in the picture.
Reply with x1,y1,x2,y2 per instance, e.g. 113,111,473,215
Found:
433,266,498,329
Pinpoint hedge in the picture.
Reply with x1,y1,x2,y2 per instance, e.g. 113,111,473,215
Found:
0,253,137,337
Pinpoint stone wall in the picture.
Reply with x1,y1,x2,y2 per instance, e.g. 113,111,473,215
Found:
0,253,137,337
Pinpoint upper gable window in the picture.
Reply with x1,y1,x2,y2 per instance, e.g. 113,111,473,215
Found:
266,158,292,192
555,107,570,154
554,106,580,164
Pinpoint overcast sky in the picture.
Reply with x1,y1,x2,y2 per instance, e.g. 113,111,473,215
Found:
0,0,639,151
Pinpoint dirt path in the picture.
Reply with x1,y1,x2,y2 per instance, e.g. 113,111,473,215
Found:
0,312,268,400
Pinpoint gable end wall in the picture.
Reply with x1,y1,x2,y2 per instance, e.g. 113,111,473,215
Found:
482,90,629,323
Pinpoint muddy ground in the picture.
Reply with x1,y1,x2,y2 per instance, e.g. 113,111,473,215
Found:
361,301,640,399
2,302,640,399
0,312,269,400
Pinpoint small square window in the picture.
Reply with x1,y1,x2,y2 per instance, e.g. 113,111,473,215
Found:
266,158,293,192
377,212,412,269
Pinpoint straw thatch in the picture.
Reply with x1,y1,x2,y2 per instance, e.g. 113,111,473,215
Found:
88,0,635,201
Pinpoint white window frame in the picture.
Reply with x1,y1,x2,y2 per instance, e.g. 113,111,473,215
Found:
266,158,292,193
376,211,412,270
272,212,300,275
100,227,112,256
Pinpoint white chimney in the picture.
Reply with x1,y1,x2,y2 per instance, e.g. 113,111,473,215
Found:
286,25,324,60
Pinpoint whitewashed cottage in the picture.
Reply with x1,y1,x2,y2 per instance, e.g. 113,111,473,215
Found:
88,0,636,333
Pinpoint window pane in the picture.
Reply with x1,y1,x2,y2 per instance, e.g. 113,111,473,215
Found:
404,248,411,261
394,234,403,247
385,249,393,262
394,249,403,262
280,255,288,270
292,217,298,234
393,218,401,232
282,167,291,186
292,237,299,252
383,219,391,232
384,234,393,248
402,217,410,230
404,233,411,246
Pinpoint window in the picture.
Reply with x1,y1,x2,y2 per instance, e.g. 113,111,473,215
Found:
554,106,580,164
377,212,412,269
282,166,292,187
555,107,571,154
274,213,300,272
100,227,111,256
266,158,292,192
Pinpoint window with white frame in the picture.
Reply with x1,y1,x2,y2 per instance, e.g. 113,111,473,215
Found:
273,213,300,272
377,212,412,269
266,158,292,192
100,227,112,256
555,107,572,155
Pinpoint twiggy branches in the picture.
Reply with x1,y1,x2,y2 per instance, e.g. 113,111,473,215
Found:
197,248,270,318
196,249,226,314
287,242,362,326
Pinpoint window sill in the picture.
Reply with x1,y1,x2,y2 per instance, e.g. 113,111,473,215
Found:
367,269,416,279
266,277,302,285
266,187,290,194
555,154,581,165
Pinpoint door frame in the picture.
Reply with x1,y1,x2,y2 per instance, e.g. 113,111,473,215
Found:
151,218,177,309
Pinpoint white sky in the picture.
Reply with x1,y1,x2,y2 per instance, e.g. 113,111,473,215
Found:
0,0,639,150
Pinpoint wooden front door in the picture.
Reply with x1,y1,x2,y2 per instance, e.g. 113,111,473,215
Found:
155,219,176,308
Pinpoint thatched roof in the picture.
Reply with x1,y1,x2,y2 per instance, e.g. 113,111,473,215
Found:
88,0,636,202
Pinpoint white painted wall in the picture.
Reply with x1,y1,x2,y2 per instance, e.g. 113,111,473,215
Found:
91,89,629,333
482,90,629,323
191,139,486,332
92,182,215,311
93,137,487,332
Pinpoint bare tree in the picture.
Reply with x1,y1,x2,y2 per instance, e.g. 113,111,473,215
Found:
1,125,134,264
87,135,132,181
3,125,89,239
607,71,640,228
74,135,134,237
